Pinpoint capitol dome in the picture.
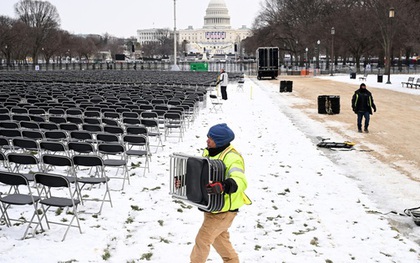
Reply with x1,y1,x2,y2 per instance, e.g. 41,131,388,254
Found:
203,0,231,29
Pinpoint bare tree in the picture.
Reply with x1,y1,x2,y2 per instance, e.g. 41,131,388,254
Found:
14,0,60,64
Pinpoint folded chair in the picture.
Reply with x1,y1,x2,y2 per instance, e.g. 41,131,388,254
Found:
169,153,225,212
72,155,112,215
0,171,42,240
33,173,82,241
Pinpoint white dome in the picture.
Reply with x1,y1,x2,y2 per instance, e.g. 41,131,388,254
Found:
203,0,231,29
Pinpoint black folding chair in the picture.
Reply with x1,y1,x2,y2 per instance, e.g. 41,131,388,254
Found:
33,173,82,241
122,134,150,176
44,130,68,142
40,140,68,156
97,142,129,190
6,153,40,182
0,171,42,240
72,155,112,215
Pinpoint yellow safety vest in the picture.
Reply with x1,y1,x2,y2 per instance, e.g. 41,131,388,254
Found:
203,146,252,212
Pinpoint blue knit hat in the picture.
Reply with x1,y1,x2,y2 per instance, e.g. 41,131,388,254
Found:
207,123,235,147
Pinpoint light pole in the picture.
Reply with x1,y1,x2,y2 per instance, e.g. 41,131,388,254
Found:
171,0,180,71
305,47,308,70
316,40,320,69
386,7,395,84
330,27,335,76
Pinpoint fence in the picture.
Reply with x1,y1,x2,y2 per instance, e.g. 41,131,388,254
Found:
1,60,419,76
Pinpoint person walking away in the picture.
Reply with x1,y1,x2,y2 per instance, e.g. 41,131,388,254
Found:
351,83,376,133
190,123,251,263
217,69,229,100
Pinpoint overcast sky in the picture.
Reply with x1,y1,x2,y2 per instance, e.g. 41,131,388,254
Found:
0,0,263,38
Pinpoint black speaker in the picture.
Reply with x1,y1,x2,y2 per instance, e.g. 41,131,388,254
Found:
286,80,293,92
279,80,287,92
318,95,340,114
279,80,293,92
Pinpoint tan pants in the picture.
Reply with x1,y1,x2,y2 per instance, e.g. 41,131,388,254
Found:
190,212,239,263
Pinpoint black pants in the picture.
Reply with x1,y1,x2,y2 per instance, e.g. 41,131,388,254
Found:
221,86,228,100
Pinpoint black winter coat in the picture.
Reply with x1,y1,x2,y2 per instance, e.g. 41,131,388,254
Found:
352,88,376,114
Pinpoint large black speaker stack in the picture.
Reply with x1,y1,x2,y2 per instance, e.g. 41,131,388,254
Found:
318,95,340,114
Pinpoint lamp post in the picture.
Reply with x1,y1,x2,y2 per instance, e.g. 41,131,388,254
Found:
305,47,308,70
386,7,395,84
171,0,180,71
330,27,335,76
316,40,320,69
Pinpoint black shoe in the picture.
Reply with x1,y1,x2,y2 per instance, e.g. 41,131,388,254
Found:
358,129,362,133
364,128,369,133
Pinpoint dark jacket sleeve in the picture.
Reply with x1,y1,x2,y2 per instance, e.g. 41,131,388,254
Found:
223,178,238,194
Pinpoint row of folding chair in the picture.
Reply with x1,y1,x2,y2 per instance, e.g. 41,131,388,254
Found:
0,153,114,241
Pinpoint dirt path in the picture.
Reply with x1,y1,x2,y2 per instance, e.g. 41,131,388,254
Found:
269,76,420,181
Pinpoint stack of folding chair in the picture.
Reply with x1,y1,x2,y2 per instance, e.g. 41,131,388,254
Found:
169,153,225,212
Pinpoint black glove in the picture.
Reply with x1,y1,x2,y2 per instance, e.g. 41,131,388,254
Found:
206,182,224,194
373,106,377,112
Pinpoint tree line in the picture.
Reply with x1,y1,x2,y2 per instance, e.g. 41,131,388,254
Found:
243,0,420,73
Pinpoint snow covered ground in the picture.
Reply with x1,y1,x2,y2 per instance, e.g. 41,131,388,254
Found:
1,73,420,262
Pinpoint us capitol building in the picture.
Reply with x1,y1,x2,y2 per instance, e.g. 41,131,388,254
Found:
136,0,252,58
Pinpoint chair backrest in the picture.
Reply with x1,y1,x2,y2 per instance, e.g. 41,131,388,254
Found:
59,123,79,131
121,112,139,119
48,116,67,124
0,121,20,129
0,114,11,121
12,115,31,122
125,125,147,135
39,122,59,131
35,172,69,188
0,171,28,186
82,124,103,132
101,118,119,127
98,143,125,155
83,117,101,125
20,121,40,130
48,108,65,116
42,154,72,167
72,154,104,167
122,117,141,125
103,112,120,119
68,141,95,154
44,130,68,141
70,131,93,141
12,138,39,151
22,130,44,140
40,140,67,154
123,134,148,146
0,128,22,138
96,132,119,143
7,152,38,165
103,125,124,135
84,111,101,118
66,116,83,125
141,111,158,120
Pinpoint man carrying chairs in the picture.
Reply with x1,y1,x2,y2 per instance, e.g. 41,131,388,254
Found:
170,123,251,263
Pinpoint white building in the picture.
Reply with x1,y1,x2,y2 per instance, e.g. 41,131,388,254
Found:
179,0,251,57
136,0,252,58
